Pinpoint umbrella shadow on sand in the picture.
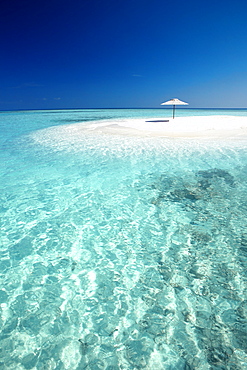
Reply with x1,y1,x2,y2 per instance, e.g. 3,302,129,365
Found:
145,120,170,122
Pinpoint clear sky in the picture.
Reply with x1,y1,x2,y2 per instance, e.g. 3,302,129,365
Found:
1,0,247,110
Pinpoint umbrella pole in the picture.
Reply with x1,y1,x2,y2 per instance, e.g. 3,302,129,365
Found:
173,105,175,119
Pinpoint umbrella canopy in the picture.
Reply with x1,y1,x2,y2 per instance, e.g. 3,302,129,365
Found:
161,98,188,119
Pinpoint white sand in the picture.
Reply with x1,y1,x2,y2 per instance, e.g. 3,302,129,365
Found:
86,115,247,139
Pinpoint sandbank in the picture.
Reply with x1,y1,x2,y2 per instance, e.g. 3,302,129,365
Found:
86,115,247,139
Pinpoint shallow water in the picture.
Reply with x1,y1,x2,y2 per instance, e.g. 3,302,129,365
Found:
1,109,247,369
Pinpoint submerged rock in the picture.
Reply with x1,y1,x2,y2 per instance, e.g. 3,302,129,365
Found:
197,168,235,186
206,345,233,366
168,188,201,202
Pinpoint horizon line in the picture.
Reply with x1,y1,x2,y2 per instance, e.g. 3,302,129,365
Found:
1,107,247,113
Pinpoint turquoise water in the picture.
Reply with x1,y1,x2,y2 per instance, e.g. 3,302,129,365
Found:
1,109,247,369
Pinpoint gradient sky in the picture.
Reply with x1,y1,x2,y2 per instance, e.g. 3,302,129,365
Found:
1,0,247,110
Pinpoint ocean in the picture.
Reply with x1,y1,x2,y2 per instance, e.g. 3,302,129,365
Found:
1,108,247,369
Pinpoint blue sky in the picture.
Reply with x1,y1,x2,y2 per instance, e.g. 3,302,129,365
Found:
1,0,247,110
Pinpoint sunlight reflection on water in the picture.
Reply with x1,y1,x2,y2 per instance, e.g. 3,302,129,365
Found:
1,111,247,369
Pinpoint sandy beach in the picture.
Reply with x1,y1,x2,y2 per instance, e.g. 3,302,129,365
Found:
86,115,247,139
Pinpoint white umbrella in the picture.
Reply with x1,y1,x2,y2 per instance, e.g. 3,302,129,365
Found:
161,98,188,119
